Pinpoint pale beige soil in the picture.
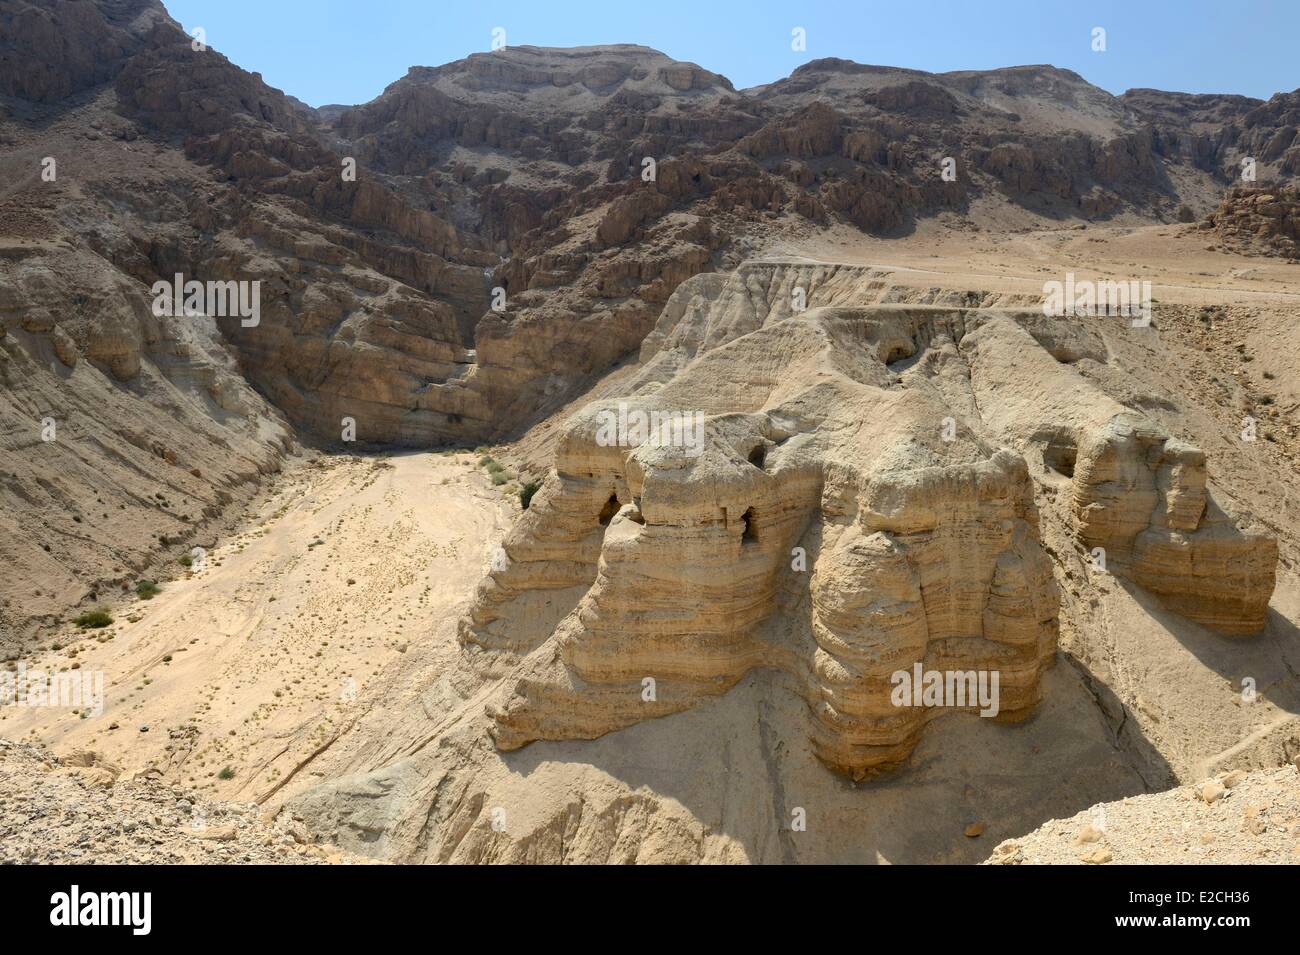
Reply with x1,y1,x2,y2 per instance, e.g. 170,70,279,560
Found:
0,450,512,804
6,225,1299,864
986,764,1300,865
770,218,1300,308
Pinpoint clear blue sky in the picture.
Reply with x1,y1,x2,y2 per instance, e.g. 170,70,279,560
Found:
163,0,1299,108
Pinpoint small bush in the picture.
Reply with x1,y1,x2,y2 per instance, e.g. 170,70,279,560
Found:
490,472,508,486
519,480,541,509
485,461,504,474
178,554,193,568
74,610,112,629
478,455,494,467
217,766,236,780
135,580,161,600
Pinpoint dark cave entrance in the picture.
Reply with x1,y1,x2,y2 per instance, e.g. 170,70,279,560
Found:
741,507,758,544
598,494,621,526
1043,441,1077,478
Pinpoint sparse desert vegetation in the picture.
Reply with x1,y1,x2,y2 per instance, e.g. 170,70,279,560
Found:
1,0,1298,883
73,610,113,630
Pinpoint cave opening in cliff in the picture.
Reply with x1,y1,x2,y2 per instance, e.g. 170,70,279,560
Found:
598,494,621,526
741,507,757,543
748,445,766,470
1043,441,1077,478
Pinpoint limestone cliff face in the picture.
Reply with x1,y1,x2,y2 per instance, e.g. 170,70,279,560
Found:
1072,417,1276,634
957,311,1277,634
0,242,292,646
6,2,1299,451
463,270,1062,778
461,264,1278,778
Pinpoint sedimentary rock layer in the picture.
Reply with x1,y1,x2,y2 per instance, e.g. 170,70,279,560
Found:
462,264,1277,777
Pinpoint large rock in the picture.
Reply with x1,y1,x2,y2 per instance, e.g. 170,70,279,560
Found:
1202,185,1300,260
464,271,1063,779
1073,416,1276,634
957,311,1277,634
463,265,1278,781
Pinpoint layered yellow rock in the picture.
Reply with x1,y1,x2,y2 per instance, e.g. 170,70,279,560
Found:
462,264,1278,778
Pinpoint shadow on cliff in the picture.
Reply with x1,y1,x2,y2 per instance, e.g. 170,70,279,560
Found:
495,650,1174,863
1112,575,1300,719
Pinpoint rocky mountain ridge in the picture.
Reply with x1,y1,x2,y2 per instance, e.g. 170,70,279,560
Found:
4,1,1299,865
6,0,1300,452
4,0,1298,642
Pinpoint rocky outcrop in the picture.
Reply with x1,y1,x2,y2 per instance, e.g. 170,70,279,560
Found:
1071,417,1276,633
5,1,1300,450
460,264,1278,779
1201,185,1300,260
463,270,1064,778
957,309,1277,634
264,264,1294,862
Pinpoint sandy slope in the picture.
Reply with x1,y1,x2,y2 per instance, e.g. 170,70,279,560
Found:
0,450,512,804
6,226,1298,864
772,218,1300,308
985,764,1300,864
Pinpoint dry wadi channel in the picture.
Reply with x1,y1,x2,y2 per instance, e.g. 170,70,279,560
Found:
5,8,1300,863
5,247,1300,864
0,451,513,803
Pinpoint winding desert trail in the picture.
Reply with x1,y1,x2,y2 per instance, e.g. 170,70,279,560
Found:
0,450,512,803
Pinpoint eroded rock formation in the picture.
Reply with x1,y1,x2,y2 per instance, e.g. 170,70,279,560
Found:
461,264,1278,777
0,241,291,647
7,0,1299,457
956,309,1278,634
1200,185,1300,260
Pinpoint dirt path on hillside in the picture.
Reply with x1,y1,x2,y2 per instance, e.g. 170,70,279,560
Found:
0,450,512,803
